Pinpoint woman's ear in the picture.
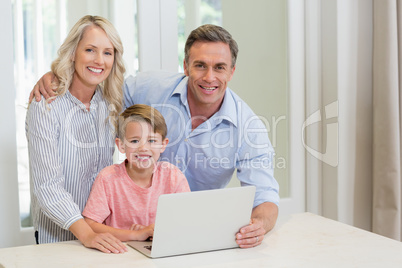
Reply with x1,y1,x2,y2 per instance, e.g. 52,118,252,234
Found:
115,138,125,154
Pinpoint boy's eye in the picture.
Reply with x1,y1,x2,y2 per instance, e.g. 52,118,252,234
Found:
149,139,156,143
130,140,139,143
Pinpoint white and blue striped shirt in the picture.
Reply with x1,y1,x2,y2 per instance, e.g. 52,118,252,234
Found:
26,88,115,243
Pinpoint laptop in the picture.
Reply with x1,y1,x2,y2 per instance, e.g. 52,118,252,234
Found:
127,186,256,258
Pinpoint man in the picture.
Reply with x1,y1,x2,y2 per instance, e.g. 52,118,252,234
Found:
32,24,279,248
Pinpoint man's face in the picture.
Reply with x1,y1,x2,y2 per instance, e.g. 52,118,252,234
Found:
184,41,235,114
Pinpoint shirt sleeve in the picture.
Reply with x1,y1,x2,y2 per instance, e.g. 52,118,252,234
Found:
123,75,136,108
26,100,82,229
236,119,280,207
82,171,111,223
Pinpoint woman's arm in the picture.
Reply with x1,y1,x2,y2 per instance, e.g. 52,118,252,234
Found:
27,100,126,254
85,217,154,242
70,219,127,253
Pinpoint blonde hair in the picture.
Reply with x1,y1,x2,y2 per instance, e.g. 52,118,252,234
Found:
118,104,168,140
50,15,125,131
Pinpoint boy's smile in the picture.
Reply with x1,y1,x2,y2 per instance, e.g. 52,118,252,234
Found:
117,121,168,173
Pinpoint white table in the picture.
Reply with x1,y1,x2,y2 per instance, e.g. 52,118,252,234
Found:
1,213,402,267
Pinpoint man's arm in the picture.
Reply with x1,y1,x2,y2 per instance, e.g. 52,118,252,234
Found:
29,71,57,103
235,202,278,248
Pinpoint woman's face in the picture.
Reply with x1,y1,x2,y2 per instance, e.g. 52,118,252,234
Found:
72,25,114,91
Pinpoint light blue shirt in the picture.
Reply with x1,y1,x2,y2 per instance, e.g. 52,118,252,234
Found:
26,89,115,243
124,71,279,207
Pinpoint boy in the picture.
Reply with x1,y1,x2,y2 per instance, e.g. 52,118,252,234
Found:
82,104,190,242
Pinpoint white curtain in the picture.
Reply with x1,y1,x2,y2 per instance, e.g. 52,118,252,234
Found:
372,0,402,241
302,0,402,241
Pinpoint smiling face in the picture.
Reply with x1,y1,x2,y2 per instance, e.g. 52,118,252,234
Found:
117,121,168,173
71,25,114,92
184,41,236,116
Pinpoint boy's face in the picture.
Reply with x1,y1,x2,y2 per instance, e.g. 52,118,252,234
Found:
116,121,168,171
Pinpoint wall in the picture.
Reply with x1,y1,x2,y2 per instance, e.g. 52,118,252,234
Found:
222,0,289,197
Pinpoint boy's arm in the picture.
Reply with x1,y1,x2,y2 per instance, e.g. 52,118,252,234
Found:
84,217,154,242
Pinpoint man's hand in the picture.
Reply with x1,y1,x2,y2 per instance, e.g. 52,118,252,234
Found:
235,202,278,248
29,71,58,103
236,218,265,248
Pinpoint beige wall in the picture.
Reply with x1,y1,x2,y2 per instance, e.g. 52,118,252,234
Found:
222,0,289,197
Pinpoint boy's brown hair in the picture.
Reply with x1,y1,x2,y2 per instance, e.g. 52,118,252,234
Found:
118,104,167,140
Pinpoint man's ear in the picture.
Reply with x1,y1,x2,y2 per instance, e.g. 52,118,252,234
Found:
115,138,125,154
183,60,189,76
160,138,169,153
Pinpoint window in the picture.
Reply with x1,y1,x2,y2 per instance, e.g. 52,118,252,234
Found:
13,0,67,227
177,0,222,71
13,0,139,228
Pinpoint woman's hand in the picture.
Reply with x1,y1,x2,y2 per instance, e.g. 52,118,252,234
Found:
70,219,127,254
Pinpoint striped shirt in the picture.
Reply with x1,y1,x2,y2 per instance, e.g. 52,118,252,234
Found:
26,88,115,243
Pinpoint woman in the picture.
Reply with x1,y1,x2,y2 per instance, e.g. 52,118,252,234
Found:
26,15,126,253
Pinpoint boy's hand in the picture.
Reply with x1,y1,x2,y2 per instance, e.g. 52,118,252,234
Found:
133,224,154,241
29,71,58,103
130,223,146,231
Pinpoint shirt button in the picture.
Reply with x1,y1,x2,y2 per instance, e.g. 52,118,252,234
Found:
184,139,188,142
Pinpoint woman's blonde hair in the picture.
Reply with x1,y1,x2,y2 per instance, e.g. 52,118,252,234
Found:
50,15,125,131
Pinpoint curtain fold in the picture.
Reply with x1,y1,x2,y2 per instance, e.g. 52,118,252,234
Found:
372,0,402,241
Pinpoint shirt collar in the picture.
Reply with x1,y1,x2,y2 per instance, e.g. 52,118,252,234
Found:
171,76,189,106
170,77,238,127
65,86,102,111
211,88,238,127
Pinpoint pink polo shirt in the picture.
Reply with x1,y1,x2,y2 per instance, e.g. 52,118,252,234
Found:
82,160,190,229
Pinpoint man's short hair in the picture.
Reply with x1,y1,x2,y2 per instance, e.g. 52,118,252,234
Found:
184,24,239,68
